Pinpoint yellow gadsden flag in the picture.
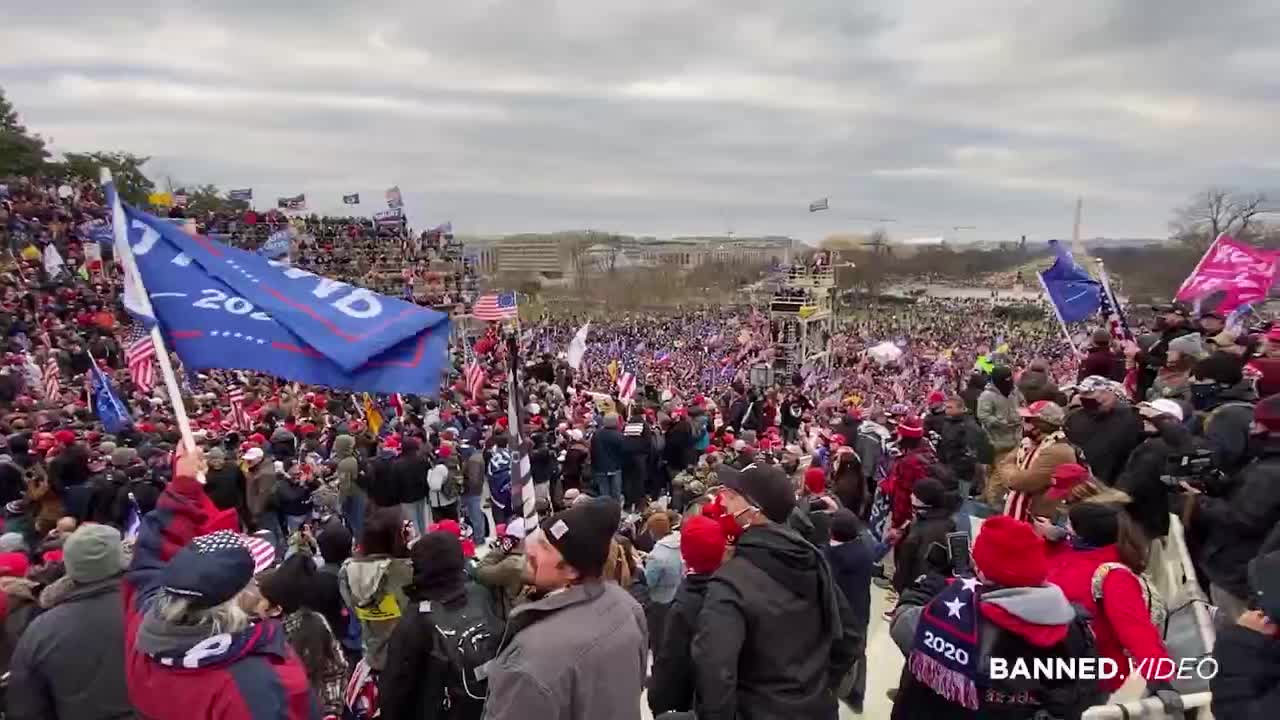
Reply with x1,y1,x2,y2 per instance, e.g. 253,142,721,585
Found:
362,393,384,436
148,191,173,207
607,359,619,384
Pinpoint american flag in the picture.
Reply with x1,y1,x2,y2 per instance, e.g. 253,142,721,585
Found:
228,387,252,431
126,324,156,394
472,292,518,322
465,362,486,400
42,355,60,399
1098,280,1132,342
617,371,636,401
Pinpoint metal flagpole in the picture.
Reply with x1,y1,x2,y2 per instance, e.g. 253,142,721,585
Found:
1036,270,1081,358
103,168,203,474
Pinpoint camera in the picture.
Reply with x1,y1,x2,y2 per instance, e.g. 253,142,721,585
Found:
1161,448,1219,491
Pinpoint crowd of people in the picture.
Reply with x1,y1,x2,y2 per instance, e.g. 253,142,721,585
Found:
1,169,1279,719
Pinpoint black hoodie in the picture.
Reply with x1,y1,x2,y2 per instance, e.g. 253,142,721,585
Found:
692,524,862,720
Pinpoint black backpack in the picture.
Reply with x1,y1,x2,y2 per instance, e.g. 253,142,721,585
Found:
428,582,505,703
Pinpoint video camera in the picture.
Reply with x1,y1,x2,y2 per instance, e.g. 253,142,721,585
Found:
1160,448,1220,491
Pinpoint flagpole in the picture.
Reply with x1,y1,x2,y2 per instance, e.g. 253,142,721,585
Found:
102,168,203,468
1037,271,1080,358
1095,259,1133,340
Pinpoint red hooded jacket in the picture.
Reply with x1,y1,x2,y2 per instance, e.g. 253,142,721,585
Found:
124,474,320,719
1046,543,1171,692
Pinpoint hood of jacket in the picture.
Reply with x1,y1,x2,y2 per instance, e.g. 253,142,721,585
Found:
0,575,41,603
332,434,355,460
980,584,1076,648
136,608,292,669
655,531,681,551
39,573,122,609
344,556,397,606
735,524,826,607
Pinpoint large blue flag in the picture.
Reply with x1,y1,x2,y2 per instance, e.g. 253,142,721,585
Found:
90,361,132,434
1038,240,1101,323
105,184,451,396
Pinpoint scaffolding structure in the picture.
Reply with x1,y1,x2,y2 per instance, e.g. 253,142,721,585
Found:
768,266,836,376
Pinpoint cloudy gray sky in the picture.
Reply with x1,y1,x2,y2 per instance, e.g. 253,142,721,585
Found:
3,0,1278,243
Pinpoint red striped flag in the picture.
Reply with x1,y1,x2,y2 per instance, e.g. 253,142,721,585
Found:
228,387,252,431
465,362,485,400
42,355,60,399
617,371,636,401
472,292,518,321
126,324,156,394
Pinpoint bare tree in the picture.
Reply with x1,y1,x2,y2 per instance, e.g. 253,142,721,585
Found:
1170,187,1275,253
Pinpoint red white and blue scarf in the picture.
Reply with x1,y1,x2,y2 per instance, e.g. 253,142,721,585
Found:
908,577,983,710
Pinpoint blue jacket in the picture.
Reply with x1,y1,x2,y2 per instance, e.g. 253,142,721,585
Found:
590,428,627,475
644,532,685,605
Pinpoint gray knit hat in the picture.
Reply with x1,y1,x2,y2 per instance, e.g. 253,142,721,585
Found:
1168,333,1207,360
64,524,126,584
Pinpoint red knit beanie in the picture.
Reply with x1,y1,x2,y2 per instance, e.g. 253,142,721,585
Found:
681,515,727,575
972,515,1047,587
804,467,827,495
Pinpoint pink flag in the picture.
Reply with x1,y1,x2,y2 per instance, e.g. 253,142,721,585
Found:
1176,234,1280,313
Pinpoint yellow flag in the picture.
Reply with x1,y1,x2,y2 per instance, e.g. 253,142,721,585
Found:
607,359,619,384
20,245,40,261
148,191,173,207
362,393,384,435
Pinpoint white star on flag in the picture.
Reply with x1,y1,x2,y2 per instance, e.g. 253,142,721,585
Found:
944,597,966,619
960,577,982,593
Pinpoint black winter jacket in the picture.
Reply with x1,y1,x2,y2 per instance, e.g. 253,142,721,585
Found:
823,535,874,632
380,580,491,720
1211,623,1280,720
391,454,432,504
1193,441,1280,599
1115,421,1197,540
692,524,862,720
892,507,955,593
648,573,712,716
1064,405,1144,484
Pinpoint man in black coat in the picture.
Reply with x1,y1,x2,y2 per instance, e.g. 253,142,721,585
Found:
1189,354,1258,476
692,465,861,720
1189,393,1280,622
1137,304,1195,401
1064,376,1143,485
663,412,696,476
648,514,727,717
381,531,495,720
1115,400,1197,541
934,397,989,494
1211,550,1280,720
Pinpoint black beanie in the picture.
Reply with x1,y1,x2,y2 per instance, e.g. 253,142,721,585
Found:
912,477,947,508
541,496,622,579
1192,354,1244,387
1068,502,1121,547
409,531,465,597
316,521,353,566
830,508,864,543
258,554,317,614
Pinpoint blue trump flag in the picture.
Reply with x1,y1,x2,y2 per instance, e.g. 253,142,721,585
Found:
259,229,291,259
1038,240,1101,323
90,361,132,434
105,184,451,396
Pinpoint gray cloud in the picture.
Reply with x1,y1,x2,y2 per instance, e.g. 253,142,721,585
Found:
3,0,1279,243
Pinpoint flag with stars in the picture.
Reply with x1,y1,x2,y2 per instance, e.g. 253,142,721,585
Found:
103,182,451,396
908,576,982,711
126,323,156,394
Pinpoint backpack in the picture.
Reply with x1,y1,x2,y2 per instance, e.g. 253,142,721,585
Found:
427,583,505,702
438,462,461,501
1090,562,1168,630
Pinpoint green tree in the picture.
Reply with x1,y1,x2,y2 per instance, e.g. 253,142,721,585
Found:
180,184,248,215
0,87,52,176
59,151,154,205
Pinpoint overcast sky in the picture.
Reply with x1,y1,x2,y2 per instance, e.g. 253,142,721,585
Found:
3,1,1278,244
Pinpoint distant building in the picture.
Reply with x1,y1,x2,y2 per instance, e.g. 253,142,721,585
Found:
495,234,575,278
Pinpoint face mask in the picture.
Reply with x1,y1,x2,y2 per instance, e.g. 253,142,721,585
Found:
994,379,1014,395
1080,398,1102,413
